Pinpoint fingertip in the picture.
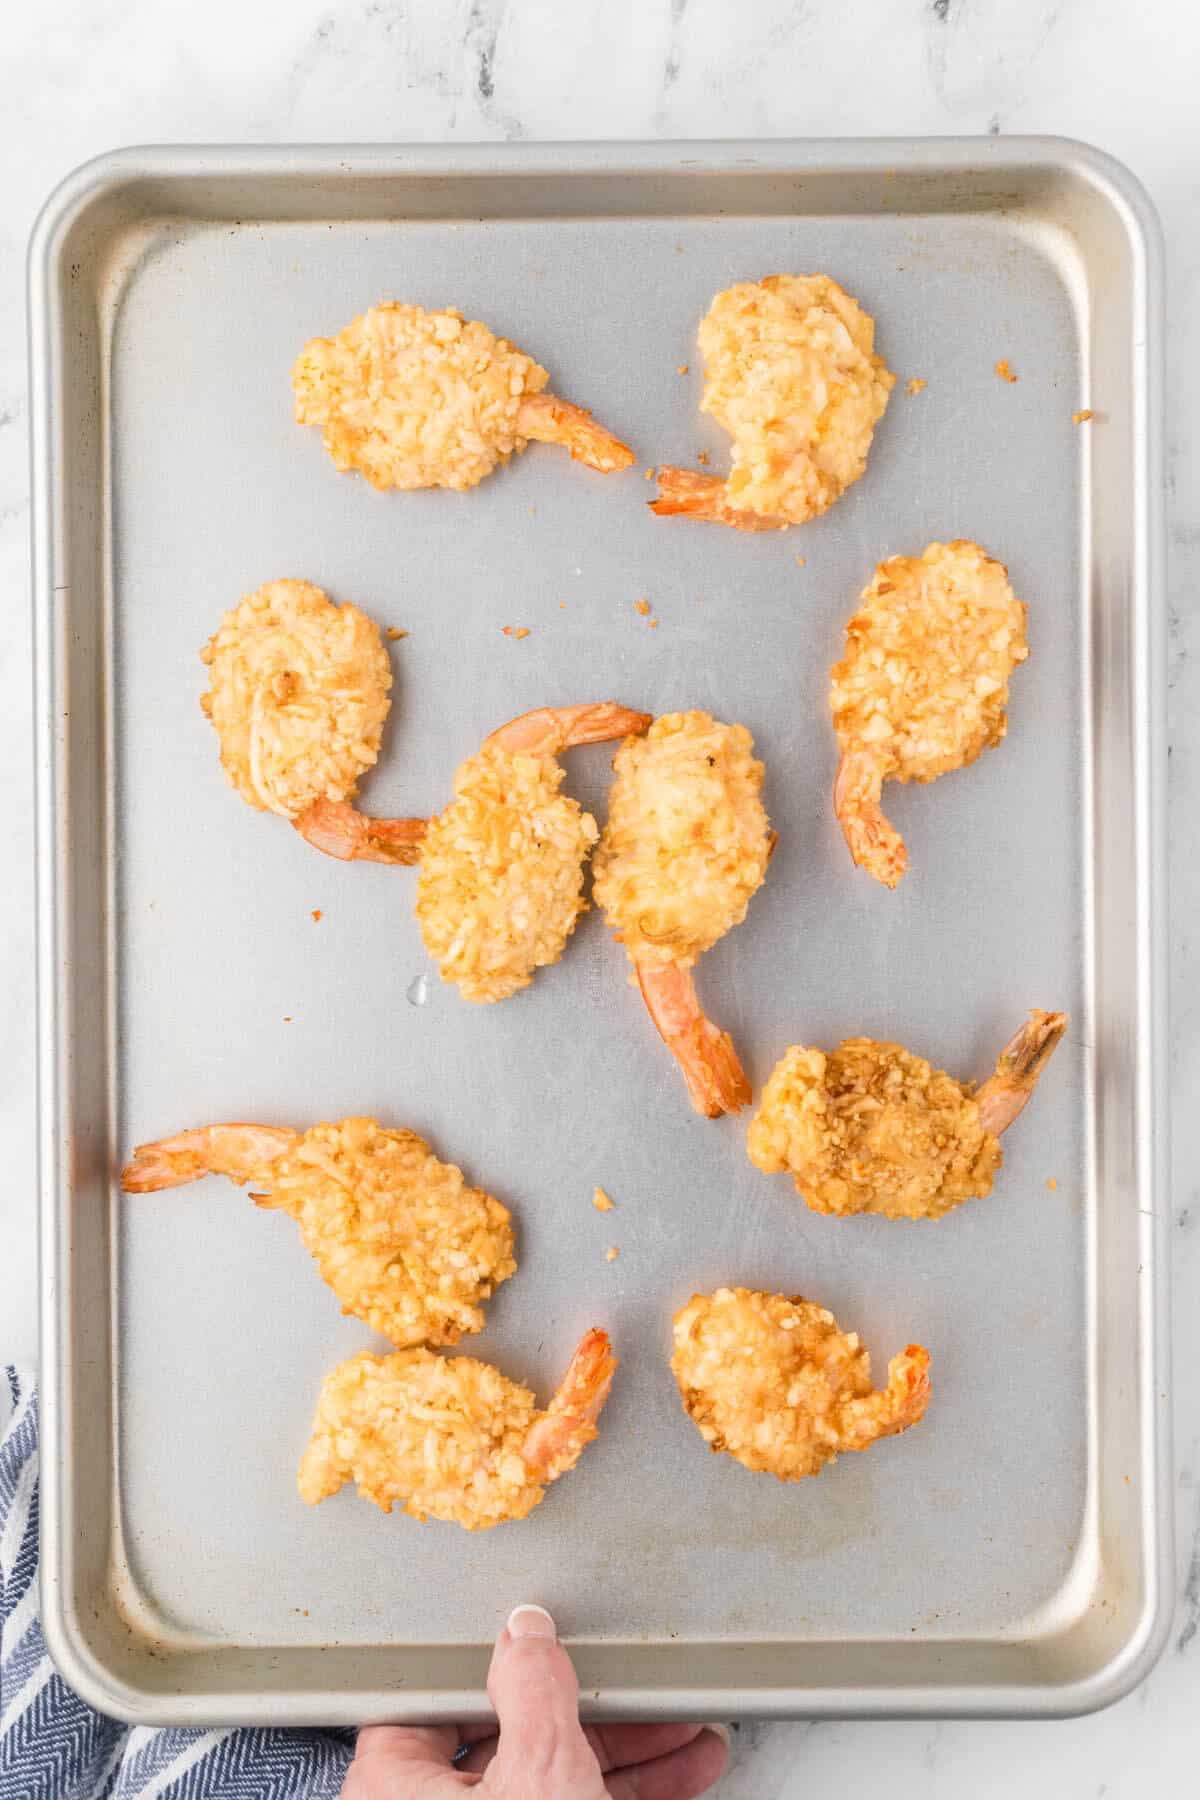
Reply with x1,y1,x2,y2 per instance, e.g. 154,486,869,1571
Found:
506,1603,557,1640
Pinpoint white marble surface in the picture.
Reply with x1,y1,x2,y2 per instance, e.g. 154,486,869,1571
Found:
2,1,1197,1792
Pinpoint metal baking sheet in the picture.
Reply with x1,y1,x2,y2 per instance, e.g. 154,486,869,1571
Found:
33,140,1169,1724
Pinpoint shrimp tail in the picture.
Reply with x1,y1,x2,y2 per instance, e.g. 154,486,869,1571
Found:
649,468,788,532
636,961,752,1118
120,1123,297,1192
838,1343,932,1450
834,749,908,889
976,1010,1069,1136
516,392,636,473
294,798,427,865
485,703,651,758
522,1328,618,1482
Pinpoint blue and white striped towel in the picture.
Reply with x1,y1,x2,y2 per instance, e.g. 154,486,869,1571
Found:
1,1368,354,1798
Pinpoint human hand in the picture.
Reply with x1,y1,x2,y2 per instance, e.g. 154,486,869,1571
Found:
342,1605,730,1798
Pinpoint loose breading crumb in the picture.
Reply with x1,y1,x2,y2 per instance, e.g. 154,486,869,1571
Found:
678,364,689,375
283,1015,293,1023
514,627,531,640
645,466,656,481
605,1246,619,1262
311,909,322,922
1073,409,1094,424
795,555,807,568
697,450,710,465
995,359,1018,383
649,618,659,628
386,626,408,640
1047,1176,1058,1191
592,1187,615,1212
906,376,927,396
634,599,651,616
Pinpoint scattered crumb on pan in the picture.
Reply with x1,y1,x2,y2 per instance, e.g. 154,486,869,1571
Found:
311,909,322,922
995,359,1018,383
644,466,656,481
501,625,531,639
795,555,806,568
697,450,710,465
677,364,689,375
1073,409,1094,424
605,1245,619,1262
592,1187,615,1212
634,599,651,616
1047,1176,1058,1191
906,376,927,396
386,626,408,640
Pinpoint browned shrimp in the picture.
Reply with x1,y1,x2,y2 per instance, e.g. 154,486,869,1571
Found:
671,1288,930,1480
121,1116,515,1348
293,304,634,491
200,579,426,865
415,702,651,1003
592,711,772,1116
748,1011,1067,1220
651,275,894,530
297,1328,616,1529
831,541,1029,888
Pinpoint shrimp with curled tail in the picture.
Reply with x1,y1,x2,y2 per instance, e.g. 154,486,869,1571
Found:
415,702,651,1003
121,1116,515,1348
293,303,634,492
651,275,894,531
592,711,772,1117
200,579,427,865
297,1329,616,1529
671,1288,929,1481
748,1010,1068,1220
831,541,1029,888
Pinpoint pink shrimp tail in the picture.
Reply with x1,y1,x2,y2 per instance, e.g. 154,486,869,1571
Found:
294,798,427,865
485,703,651,758
833,750,907,889
636,961,751,1118
650,468,788,532
516,393,636,473
976,1010,1069,1135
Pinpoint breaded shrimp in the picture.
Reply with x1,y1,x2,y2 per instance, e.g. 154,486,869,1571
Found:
297,1328,616,1529
200,579,426,864
671,1287,930,1481
415,702,651,1004
293,304,634,491
121,1116,515,1347
591,711,772,1116
831,541,1028,888
747,1010,1067,1220
651,275,894,530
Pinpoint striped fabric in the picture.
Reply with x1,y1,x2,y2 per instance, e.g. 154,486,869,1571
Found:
0,1370,353,1798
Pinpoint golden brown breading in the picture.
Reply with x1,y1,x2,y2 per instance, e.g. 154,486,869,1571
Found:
592,711,771,969
293,303,633,491
297,1328,616,1530
651,275,894,529
831,540,1028,887
747,1039,1001,1220
415,745,598,1004
200,579,392,819
121,1117,515,1346
671,1287,930,1481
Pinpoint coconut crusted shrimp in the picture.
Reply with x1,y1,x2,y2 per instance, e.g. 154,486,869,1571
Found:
200,579,426,865
671,1288,930,1481
831,541,1028,888
293,304,635,492
747,1010,1067,1221
415,703,651,1003
121,1116,515,1347
651,275,894,531
592,712,772,1117
297,1328,616,1529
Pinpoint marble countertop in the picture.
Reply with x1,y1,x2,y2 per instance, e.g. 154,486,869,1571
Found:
3,2,1197,1792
